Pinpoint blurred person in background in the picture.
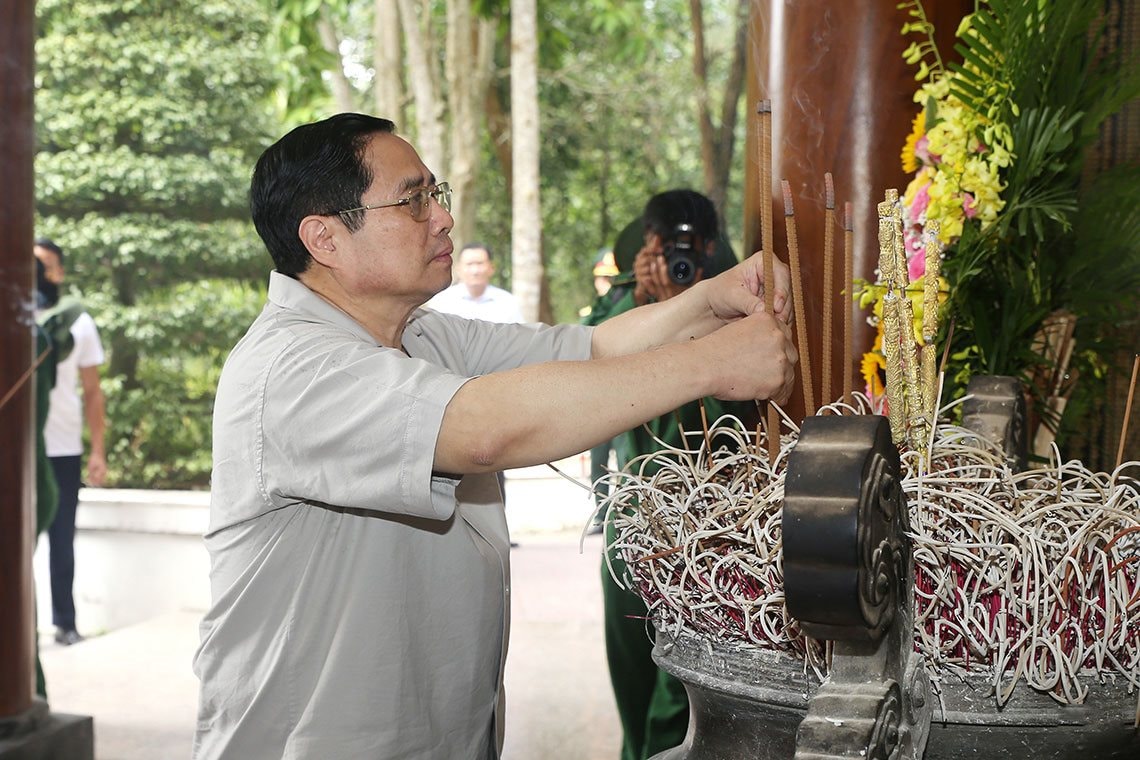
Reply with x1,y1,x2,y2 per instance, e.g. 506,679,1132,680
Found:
426,241,524,323
34,237,107,647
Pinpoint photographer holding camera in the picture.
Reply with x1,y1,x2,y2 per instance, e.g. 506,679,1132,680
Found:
598,189,760,760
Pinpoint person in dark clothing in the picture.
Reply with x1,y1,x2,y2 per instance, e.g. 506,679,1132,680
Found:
598,190,759,760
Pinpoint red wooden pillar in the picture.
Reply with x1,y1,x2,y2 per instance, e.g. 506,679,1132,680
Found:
744,0,972,417
0,0,38,726
0,4,92,756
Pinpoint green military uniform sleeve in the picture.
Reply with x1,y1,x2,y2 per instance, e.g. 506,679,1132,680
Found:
581,277,637,327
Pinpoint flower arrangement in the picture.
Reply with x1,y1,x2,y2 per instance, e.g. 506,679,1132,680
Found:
860,0,1140,459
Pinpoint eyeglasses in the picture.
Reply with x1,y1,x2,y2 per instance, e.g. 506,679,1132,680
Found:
335,182,451,224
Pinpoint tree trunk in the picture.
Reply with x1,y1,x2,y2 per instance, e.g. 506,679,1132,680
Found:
509,0,543,321
485,83,513,196
373,0,405,123
110,265,140,388
445,1,496,248
317,4,356,113
689,0,719,208
396,0,445,173
688,0,749,221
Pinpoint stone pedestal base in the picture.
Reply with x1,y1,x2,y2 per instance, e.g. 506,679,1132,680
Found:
0,700,93,760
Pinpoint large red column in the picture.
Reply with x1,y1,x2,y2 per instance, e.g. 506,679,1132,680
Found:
744,0,972,417
0,5,94,755
0,0,38,724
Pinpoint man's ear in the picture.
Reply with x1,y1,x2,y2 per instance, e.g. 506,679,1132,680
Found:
299,215,338,268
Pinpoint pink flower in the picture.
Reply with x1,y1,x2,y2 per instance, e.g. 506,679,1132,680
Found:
907,241,926,280
908,181,931,220
914,135,934,166
962,192,978,219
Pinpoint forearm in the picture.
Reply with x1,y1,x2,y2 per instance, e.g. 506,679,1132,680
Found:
590,280,722,359
85,387,106,457
434,342,713,473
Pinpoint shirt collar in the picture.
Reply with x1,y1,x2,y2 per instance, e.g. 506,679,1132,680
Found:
266,271,376,344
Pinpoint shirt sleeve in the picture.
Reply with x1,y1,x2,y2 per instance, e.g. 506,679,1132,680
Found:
256,331,471,521
70,312,106,369
407,310,593,376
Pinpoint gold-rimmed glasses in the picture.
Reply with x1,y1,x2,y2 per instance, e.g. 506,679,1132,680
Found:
335,182,451,223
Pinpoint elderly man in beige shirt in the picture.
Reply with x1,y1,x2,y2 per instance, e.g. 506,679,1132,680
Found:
193,112,796,760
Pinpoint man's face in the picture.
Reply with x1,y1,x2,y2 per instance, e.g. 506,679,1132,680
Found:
327,133,455,303
34,245,65,284
457,248,493,294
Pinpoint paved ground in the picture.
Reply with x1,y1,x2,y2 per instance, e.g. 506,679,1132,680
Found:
39,530,622,760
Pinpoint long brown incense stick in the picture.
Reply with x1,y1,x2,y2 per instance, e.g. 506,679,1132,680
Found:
758,101,779,465
821,173,835,410
939,317,956,377
0,347,52,413
698,398,713,465
758,101,774,259
1117,354,1140,469
843,202,854,403
782,180,815,416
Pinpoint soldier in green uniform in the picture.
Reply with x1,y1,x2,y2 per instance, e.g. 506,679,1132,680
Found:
597,190,758,759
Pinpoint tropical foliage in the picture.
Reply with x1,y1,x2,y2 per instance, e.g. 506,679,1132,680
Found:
35,0,277,487
33,0,748,487
862,0,1140,453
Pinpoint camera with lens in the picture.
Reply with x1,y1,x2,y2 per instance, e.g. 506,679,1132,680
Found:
661,223,703,285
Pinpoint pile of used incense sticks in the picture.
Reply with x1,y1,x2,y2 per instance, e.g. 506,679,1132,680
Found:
603,398,1140,705
601,104,1140,709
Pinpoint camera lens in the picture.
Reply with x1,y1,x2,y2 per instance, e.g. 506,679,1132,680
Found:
667,255,695,285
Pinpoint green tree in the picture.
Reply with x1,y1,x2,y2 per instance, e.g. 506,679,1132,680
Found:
35,0,278,488
269,0,748,323
527,0,746,322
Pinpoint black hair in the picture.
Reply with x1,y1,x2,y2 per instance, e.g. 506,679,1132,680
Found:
35,257,59,309
249,113,396,278
459,242,493,261
642,189,719,244
34,237,64,265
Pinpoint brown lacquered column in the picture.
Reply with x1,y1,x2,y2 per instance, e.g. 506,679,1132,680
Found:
744,0,971,417
0,0,37,723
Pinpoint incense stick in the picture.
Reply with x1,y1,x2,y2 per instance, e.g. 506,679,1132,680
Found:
939,317,956,377
782,180,815,416
843,201,854,403
821,173,835,410
1117,354,1139,470
758,101,774,258
921,222,943,424
878,195,906,442
757,101,779,465
698,397,713,466
0,347,52,413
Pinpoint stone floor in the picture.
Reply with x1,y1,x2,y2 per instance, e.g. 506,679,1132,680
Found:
39,530,622,760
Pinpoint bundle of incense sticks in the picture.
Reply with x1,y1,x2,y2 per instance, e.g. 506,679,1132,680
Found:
876,190,943,451
753,105,855,449
920,221,942,423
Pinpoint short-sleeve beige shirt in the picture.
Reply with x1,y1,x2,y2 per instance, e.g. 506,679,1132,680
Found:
193,272,593,759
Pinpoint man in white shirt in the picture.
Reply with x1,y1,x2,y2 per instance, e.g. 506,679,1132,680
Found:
33,238,107,647
426,242,524,323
